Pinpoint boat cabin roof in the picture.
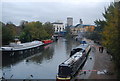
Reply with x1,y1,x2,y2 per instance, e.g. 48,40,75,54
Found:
60,50,83,66
75,44,89,50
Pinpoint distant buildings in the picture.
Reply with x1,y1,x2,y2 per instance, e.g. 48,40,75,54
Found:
71,24,95,35
52,17,95,36
70,19,95,36
52,21,65,33
67,17,73,27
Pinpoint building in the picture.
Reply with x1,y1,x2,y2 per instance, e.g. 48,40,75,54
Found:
67,17,73,27
83,25,95,32
70,18,95,35
70,24,95,36
52,21,65,33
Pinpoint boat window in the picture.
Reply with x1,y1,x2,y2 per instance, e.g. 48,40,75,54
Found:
70,50,76,57
58,66,71,76
74,48,82,52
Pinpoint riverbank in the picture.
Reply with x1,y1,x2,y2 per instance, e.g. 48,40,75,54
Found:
74,40,117,80
89,43,117,79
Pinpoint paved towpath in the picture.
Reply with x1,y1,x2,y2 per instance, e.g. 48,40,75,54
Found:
89,43,116,79
74,40,117,80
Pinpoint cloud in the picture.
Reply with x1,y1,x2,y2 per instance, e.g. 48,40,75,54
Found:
1,0,114,2
2,1,112,26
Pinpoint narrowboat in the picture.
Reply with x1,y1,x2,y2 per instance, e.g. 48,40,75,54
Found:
42,40,54,44
0,41,44,52
56,44,91,81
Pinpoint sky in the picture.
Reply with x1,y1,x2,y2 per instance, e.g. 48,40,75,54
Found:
1,0,114,26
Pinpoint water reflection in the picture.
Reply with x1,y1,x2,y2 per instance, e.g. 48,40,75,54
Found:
26,44,54,64
65,38,80,56
2,46,44,67
2,37,80,79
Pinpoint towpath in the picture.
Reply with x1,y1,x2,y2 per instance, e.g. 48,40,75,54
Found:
88,43,116,79
74,40,117,80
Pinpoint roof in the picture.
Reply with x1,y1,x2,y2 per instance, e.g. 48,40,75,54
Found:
75,44,89,50
75,24,81,27
75,24,95,27
52,22,63,24
69,26,75,28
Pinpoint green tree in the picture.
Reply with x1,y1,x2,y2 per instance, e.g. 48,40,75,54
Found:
94,19,106,32
99,2,120,78
20,21,50,42
20,20,28,29
43,22,54,38
102,2,119,55
2,22,17,45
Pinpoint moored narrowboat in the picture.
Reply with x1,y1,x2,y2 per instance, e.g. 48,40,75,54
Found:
56,44,91,81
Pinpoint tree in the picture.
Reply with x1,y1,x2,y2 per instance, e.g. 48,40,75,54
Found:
99,2,120,78
94,19,106,32
20,21,50,42
102,2,119,54
2,22,17,45
20,20,28,29
43,22,54,38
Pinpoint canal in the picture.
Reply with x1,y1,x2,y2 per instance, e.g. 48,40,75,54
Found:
2,37,80,79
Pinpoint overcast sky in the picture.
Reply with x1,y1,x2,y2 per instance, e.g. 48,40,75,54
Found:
1,0,114,26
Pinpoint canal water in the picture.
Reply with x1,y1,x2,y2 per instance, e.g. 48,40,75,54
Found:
2,37,80,79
